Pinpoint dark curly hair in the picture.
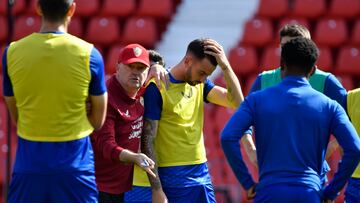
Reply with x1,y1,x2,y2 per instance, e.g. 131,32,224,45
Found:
281,37,319,75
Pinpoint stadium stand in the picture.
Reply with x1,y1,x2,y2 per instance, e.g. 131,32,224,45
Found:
101,0,135,17
0,16,6,43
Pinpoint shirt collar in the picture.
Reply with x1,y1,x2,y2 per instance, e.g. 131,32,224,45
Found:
39,31,66,34
281,76,310,86
168,72,185,84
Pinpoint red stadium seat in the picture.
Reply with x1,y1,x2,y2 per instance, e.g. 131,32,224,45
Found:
241,18,273,47
314,19,348,47
351,19,360,46
0,101,7,136
260,45,281,71
316,47,333,71
208,158,225,186
0,0,25,15
85,16,120,45
245,74,258,96
213,74,226,87
75,0,99,17
336,75,354,90
228,45,258,76
106,44,123,74
291,0,326,18
122,17,158,48
0,16,7,42
137,0,173,19
14,15,41,40
256,0,288,18
68,17,83,38
214,106,236,133
336,46,360,75
329,0,360,19
27,0,38,14
101,0,135,17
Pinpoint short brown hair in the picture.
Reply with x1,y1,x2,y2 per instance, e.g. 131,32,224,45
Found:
280,24,311,40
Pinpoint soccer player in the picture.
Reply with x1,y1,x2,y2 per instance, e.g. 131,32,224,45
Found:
2,0,107,202
142,38,244,203
124,50,166,203
221,38,360,202
345,88,360,203
241,24,346,185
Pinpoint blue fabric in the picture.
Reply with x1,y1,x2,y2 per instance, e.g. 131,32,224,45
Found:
143,73,215,120
124,186,152,203
2,47,13,96
345,178,360,203
247,73,346,185
254,184,321,203
221,76,360,200
249,74,262,93
89,47,106,95
323,74,348,111
162,183,216,203
8,170,98,203
123,164,214,202
144,83,162,120
13,136,95,173
39,31,65,34
158,163,212,188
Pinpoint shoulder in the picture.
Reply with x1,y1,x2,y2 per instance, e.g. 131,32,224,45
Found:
64,34,94,51
260,68,280,76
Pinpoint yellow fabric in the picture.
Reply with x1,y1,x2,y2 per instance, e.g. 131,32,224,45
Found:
132,80,207,186
155,81,207,167
347,88,360,178
7,33,94,142
133,165,150,186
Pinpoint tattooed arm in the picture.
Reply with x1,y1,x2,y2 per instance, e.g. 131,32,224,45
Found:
141,118,168,203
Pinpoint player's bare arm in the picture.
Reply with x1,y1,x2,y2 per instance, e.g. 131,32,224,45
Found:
4,96,18,125
87,93,108,130
142,118,168,203
241,133,258,167
204,39,244,109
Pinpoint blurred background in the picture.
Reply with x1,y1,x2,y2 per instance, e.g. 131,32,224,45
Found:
0,0,360,202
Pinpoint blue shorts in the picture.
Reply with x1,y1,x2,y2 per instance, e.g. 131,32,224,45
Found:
254,184,321,203
163,183,216,203
345,178,360,203
124,186,152,203
8,171,98,203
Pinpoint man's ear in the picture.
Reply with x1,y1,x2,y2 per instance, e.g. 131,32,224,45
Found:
67,2,76,17
184,55,192,66
36,2,42,16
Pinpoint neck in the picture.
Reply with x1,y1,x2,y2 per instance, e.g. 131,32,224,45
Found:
125,89,138,99
170,60,186,81
39,19,68,33
283,71,308,80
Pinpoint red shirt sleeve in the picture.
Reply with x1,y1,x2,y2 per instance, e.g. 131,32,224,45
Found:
92,103,124,162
